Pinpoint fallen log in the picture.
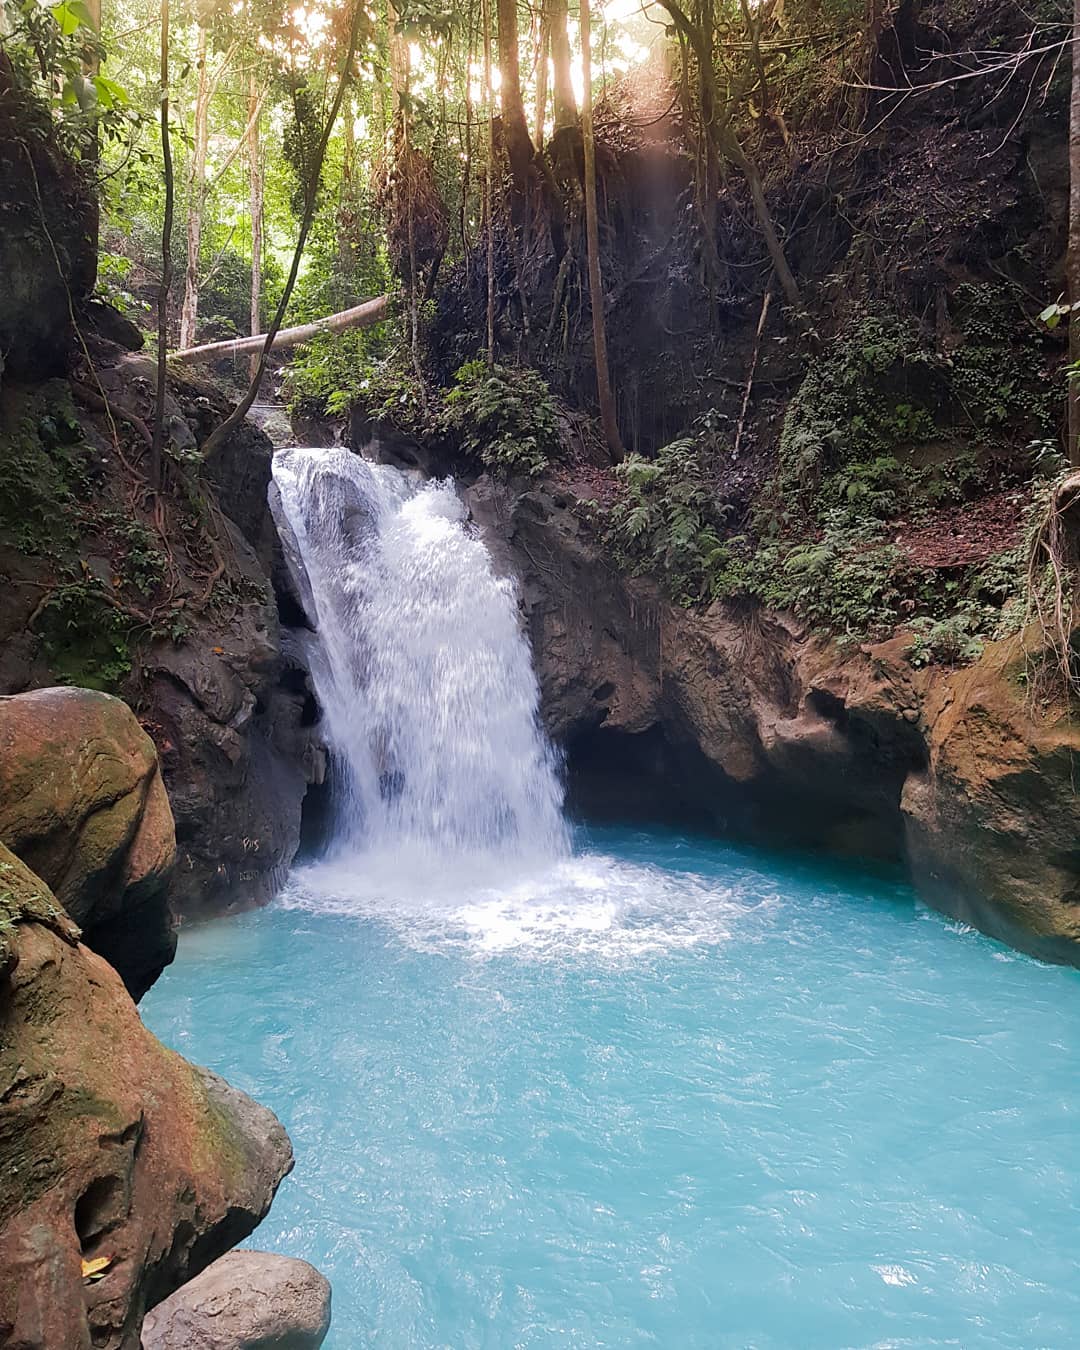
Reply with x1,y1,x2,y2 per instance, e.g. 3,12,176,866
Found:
170,294,393,365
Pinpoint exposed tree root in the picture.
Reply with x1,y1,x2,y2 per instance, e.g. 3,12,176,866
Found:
1024,470,1080,701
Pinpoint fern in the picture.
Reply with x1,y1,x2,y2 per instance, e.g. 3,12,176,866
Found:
604,432,735,605
443,360,561,477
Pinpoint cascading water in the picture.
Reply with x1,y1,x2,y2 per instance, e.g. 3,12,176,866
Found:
271,446,569,890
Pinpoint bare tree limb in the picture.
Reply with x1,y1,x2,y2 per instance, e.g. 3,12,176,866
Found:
170,295,392,365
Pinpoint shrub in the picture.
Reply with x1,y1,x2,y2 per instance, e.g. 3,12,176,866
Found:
906,611,986,668
604,435,734,604
758,514,908,636
286,326,392,418
443,360,560,476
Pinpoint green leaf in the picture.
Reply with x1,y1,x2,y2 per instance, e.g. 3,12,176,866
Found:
93,74,128,109
51,0,96,34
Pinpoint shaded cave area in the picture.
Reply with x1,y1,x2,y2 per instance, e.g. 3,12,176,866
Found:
562,718,920,873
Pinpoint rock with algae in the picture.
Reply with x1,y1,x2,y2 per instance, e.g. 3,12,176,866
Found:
0,844,294,1349
0,686,176,1000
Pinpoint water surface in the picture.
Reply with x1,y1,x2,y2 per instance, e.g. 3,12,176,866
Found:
143,825,1080,1349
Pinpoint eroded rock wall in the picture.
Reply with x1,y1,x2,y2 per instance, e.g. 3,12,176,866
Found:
489,478,1080,965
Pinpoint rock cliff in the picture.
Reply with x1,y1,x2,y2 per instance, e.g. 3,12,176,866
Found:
479,477,1080,966
0,355,324,925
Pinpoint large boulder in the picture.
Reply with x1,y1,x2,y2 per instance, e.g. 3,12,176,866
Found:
0,845,294,1350
140,1251,331,1349
0,686,176,999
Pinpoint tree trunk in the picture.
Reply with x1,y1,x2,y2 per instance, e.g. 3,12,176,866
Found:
579,0,623,459
1070,0,1080,465
533,11,550,148
657,0,807,325
178,25,210,352
482,0,496,363
173,295,391,364
496,0,533,201
723,132,805,321
387,0,408,120
198,2,367,460
83,0,101,268
248,70,263,380
550,0,576,131
153,0,174,489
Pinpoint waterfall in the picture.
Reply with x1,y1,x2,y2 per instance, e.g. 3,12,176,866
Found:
271,446,569,890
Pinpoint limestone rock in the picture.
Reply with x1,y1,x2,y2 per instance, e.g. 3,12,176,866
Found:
0,845,294,1350
0,686,176,999
140,1251,331,1349
902,639,1080,963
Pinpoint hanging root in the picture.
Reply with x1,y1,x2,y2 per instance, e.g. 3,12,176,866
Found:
374,139,450,287
1023,470,1080,703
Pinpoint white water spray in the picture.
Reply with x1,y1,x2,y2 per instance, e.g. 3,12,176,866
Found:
271,447,569,891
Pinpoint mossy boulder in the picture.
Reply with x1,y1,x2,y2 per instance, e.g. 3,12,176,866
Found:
0,844,293,1350
0,687,176,999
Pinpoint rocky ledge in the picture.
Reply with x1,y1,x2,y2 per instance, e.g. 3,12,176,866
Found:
473,477,1080,966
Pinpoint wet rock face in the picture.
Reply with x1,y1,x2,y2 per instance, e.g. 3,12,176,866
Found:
0,66,96,380
140,1250,332,1349
0,845,294,1350
495,478,1080,965
139,508,324,921
0,686,176,999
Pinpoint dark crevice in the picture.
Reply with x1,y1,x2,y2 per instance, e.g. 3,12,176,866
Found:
565,719,916,865
297,773,337,861
74,1175,125,1251
275,583,313,631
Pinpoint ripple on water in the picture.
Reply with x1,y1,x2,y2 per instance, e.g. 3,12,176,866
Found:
143,826,1080,1350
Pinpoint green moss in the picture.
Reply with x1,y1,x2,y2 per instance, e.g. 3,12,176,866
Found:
0,385,183,692
0,381,90,557
776,305,1058,513
33,581,135,691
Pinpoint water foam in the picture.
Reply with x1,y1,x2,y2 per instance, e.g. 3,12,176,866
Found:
271,447,569,885
278,849,772,962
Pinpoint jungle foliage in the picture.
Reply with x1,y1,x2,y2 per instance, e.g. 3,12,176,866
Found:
3,0,1079,672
